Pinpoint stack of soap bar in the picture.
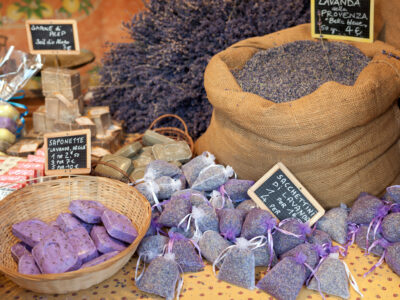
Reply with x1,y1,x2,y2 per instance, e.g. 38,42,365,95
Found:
87,106,112,136
114,142,142,158
142,130,175,146
152,141,192,163
45,95,83,123
94,155,133,182
41,67,81,100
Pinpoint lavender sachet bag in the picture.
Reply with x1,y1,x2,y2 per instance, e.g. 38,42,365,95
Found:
137,234,169,264
241,208,275,240
236,200,258,215
199,230,232,265
355,225,386,256
214,237,263,290
220,179,254,203
280,243,319,278
386,185,400,203
257,253,308,300
381,212,400,243
218,208,246,241
209,190,234,209
136,252,183,300
273,218,310,256
144,160,182,180
158,196,192,228
171,189,208,207
136,180,160,207
182,151,215,187
386,242,400,276
346,193,384,225
191,164,234,192
168,232,204,273
316,204,348,244
155,176,182,200
307,229,332,247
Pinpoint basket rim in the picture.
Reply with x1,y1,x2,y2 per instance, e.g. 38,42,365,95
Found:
0,175,151,281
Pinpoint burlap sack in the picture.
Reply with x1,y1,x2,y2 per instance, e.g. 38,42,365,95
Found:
195,24,400,209
376,0,400,49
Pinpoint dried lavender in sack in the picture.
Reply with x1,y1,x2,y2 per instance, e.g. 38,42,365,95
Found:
155,176,182,200
168,232,204,272
137,235,169,263
218,208,245,241
252,239,277,268
136,253,182,300
182,152,215,186
158,196,192,227
199,230,232,265
220,179,254,203
308,229,332,247
144,160,182,181
191,164,234,192
144,213,164,237
281,243,319,278
355,225,386,256
169,224,196,239
273,218,310,256
316,204,348,244
209,190,234,209
307,252,360,299
386,242,400,276
241,208,275,240
385,185,400,203
214,237,263,290
347,193,384,224
190,204,219,237
236,199,258,215
171,189,209,207
256,253,308,300
381,212,400,242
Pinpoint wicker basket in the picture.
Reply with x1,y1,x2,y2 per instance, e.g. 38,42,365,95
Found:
132,114,194,153
0,175,151,294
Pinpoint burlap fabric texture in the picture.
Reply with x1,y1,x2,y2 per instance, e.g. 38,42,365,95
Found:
196,24,400,209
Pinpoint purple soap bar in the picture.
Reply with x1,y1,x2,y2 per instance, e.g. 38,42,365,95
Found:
90,225,127,253
101,209,138,243
69,200,106,224
32,231,81,274
57,213,92,233
12,219,53,248
66,227,98,263
11,242,31,263
81,251,120,269
0,117,17,134
18,254,41,275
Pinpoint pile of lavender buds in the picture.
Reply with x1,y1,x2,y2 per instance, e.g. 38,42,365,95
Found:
93,0,311,138
233,40,370,103
134,151,400,299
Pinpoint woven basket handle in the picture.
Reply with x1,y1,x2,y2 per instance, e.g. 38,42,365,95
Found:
149,114,189,135
92,161,135,184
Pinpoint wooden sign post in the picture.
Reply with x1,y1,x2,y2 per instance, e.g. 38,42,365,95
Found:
25,19,80,55
311,0,374,43
248,162,325,225
44,129,91,175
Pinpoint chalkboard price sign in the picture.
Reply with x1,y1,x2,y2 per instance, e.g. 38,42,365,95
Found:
311,0,374,43
26,19,80,55
44,129,91,175
247,162,325,225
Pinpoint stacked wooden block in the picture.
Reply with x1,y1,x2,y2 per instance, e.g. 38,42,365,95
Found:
32,68,122,151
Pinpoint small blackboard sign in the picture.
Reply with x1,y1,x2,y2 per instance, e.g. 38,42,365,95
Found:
26,19,80,55
44,129,91,175
247,162,325,225
311,0,374,43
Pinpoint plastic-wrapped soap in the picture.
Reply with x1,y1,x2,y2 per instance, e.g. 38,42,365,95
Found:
69,200,106,224
66,227,98,264
18,254,41,275
101,209,138,244
191,164,234,192
32,231,81,273
81,251,120,269
12,219,53,248
11,242,31,263
90,225,127,253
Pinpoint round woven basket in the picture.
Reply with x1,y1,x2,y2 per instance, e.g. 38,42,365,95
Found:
0,175,151,294
132,114,195,153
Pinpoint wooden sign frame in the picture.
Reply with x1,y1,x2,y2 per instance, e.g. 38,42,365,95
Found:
44,129,91,175
247,162,325,225
26,19,80,55
311,0,374,43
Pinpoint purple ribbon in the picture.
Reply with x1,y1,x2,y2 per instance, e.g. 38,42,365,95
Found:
221,227,237,242
366,204,393,253
364,238,391,277
167,231,202,258
275,218,309,240
344,223,360,254
261,217,277,270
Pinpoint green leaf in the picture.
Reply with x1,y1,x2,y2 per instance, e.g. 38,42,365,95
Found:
14,2,21,8
22,0,32,5
34,8,43,18
58,7,71,17
17,6,27,13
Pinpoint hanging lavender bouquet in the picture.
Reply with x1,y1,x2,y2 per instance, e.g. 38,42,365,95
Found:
94,0,310,139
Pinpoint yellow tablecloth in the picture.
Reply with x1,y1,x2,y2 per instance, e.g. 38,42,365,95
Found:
0,244,398,300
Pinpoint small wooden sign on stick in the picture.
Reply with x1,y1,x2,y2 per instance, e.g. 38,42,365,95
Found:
311,0,374,43
248,162,325,225
25,19,80,55
44,129,91,175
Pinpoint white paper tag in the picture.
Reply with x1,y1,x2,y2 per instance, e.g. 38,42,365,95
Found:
91,147,111,157
0,187,15,201
76,116,95,126
20,143,39,153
